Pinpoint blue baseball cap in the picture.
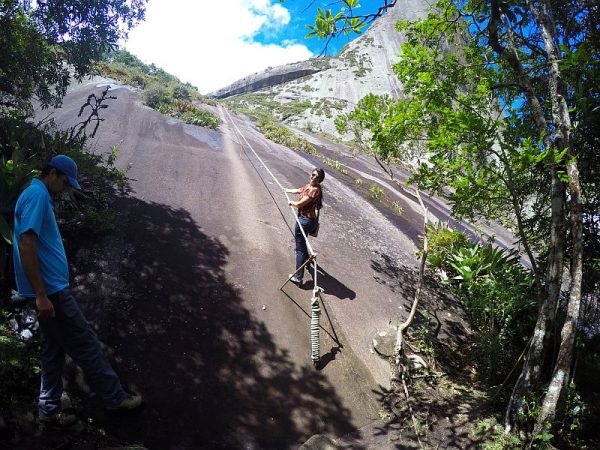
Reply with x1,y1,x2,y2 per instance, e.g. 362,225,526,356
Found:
48,155,81,190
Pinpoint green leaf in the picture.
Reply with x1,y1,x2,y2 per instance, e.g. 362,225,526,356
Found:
557,170,569,183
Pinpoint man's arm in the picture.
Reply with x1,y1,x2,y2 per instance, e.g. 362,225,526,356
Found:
19,231,54,319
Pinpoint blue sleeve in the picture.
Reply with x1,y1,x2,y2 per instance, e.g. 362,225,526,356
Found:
17,190,47,237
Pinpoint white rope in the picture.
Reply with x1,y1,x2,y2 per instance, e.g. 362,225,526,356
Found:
222,107,315,257
311,287,323,365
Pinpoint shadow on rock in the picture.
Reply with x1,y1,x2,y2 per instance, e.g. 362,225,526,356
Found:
369,251,471,353
306,264,356,301
370,382,492,449
70,196,361,449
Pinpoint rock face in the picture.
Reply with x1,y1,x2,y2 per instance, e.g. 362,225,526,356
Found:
209,60,327,99
213,0,431,136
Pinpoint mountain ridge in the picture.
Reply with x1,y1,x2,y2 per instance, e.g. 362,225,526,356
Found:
212,0,431,136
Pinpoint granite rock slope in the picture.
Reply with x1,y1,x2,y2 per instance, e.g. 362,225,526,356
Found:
210,0,431,136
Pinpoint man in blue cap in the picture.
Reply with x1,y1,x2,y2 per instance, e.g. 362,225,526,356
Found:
13,155,142,426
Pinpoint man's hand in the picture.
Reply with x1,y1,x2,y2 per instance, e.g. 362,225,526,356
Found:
36,294,55,319
20,231,52,318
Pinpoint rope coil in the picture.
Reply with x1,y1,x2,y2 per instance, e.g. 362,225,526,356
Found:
311,287,323,366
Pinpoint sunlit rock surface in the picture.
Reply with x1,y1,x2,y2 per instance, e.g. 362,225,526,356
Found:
210,0,430,136
208,60,326,99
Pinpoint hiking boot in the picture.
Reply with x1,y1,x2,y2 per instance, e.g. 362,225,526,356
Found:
39,412,77,427
107,394,143,411
289,274,302,285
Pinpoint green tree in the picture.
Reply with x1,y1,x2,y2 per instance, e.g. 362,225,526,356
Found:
0,0,146,111
322,0,599,442
1,0,146,279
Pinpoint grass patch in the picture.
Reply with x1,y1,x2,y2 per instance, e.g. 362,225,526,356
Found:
223,93,313,122
325,158,348,175
258,121,318,155
369,183,385,200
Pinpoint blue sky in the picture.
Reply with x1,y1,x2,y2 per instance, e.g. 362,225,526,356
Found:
253,1,378,56
124,0,381,94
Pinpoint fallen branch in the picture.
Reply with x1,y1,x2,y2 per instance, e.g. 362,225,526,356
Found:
390,189,429,449
394,189,429,360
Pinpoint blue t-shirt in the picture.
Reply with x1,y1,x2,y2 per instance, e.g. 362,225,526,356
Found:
13,179,69,297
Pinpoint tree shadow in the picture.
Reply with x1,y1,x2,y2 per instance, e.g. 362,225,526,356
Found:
281,290,344,362
67,196,363,449
366,253,493,448
369,251,471,351
304,263,356,300
369,381,494,449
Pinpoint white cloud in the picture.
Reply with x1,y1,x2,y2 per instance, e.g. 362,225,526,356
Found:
124,0,313,94
244,0,290,29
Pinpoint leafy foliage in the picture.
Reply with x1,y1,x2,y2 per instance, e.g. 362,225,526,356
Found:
143,84,170,109
427,224,536,382
97,50,221,129
0,0,146,111
319,0,599,443
306,2,365,39
0,320,40,408
157,100,220,129
425,221,468,271
473,419,522,449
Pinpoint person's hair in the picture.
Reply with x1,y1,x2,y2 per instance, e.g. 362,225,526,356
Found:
312,167,325,210
313,167,325,183
40,164,64,178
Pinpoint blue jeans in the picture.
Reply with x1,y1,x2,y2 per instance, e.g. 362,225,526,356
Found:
37,289,126,417
294,216,318,281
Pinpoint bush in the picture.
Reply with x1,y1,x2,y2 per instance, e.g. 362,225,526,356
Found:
157,101,220,129
180,108,220,129
144,84,170,109
426,230,536,383
426,222,468,271
172,85,191,101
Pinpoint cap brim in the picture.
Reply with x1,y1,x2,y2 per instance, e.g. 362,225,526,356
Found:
68,176,81,190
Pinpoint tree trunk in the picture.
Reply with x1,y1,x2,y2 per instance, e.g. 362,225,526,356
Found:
488,0,567,430
532,158,583,441
527,0,583,437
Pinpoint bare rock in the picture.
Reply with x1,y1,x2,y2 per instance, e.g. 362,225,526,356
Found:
298,434,338,450
76,248,91,261
208,61,325,99
208,1,433,137
371,329,396,359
